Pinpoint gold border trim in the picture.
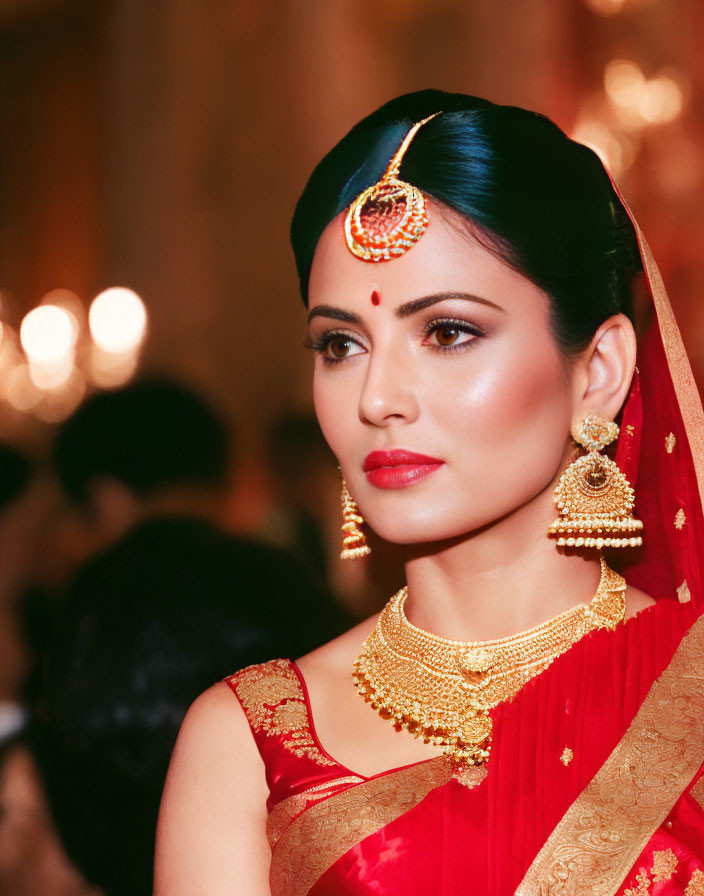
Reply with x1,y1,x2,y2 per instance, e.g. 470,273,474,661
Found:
637,230,704,506
690,776,704,814
266,775,364,848
515,614,704,896
269,755,452,896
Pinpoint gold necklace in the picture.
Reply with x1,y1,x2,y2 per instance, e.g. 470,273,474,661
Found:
353,557,626,770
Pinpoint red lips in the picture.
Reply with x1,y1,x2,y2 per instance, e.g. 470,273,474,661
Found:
363,450,445,489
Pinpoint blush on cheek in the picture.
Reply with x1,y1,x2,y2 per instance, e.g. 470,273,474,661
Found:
445,333,570,488
488,360,569,479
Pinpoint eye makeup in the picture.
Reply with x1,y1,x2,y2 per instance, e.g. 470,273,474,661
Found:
304,330,366,364
421,317,485,352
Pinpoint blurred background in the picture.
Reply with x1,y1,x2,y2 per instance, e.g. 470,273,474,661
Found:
0,1,703,893
2,0,703,597
2,0,704,450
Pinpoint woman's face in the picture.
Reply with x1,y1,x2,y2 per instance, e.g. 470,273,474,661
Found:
307,202,577,545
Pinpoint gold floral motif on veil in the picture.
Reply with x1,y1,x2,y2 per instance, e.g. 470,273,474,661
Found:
686,870,704,895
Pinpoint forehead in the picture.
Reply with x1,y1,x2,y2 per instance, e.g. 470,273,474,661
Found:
308,199,548,312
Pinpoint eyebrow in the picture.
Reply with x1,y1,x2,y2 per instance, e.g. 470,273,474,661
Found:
396,292,505,318
307,291,505,325
307,305,361,325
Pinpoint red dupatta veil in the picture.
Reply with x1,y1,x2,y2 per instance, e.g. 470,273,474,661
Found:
508,184,704,893
614,210,704,613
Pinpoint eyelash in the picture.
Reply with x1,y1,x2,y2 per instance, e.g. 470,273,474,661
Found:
303,332,356,365
305,318,485,365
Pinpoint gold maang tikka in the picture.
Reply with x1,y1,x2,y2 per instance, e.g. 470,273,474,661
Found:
340,476,371,559
548,415,643,549
344,113,440,263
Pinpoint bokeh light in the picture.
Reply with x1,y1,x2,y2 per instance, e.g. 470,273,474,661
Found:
89,343,141,389
0,325,20,365
604,60,686,129
20,304,76,364
89,287,148,353
35,368,87,423
586,0,655,14
586,0,629,14
5,363,42,412
571,115,637,178
40,289,83,345
28,356,74,391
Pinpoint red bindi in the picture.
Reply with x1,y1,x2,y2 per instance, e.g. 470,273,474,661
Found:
371,290,381,306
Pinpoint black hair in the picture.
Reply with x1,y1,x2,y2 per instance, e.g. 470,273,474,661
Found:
291,89,642,354
32,516,348,896
52,377,230,506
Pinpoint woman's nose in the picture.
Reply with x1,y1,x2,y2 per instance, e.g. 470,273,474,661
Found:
357,344,420,427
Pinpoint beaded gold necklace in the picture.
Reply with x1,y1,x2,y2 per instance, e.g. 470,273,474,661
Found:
353,557,626,771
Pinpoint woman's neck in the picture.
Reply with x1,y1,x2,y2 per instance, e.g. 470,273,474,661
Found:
402,489,604,642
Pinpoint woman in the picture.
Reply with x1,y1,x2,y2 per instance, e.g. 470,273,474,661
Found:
155,90,704,895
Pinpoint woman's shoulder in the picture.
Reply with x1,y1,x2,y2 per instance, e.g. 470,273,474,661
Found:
205,617,376,754
156,686,271,895
178,680,260,757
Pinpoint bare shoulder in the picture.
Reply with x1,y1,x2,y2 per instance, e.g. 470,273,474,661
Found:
625,583,657,620
154,681,271,896
162,681,263,774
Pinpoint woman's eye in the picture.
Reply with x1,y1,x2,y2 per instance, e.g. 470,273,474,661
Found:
425,322,479,348
322,334,364,360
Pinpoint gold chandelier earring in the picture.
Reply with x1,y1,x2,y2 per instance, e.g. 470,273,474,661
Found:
547,414,643,549
340,475,371,559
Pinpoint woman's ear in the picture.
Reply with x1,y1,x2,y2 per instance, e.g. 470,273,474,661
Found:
572,313,637,421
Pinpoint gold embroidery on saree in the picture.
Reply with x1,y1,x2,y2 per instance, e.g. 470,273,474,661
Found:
228,659,337,767
665,432,676,454
266,776,364,848
675,508,687,530
620,849,678,895
515,614,704,896
686,869,704,895
619,849,678,895
690,775,704,812
269,755,453,896
651,848,678,881
623,869,650,896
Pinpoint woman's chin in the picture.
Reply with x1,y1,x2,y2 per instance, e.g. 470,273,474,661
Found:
369,519,479,548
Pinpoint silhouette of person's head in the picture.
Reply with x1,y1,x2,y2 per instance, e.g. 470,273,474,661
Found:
52,378,232,551
33,516,346,896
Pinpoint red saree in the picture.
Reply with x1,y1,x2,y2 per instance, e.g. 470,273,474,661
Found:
225,216,704,894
